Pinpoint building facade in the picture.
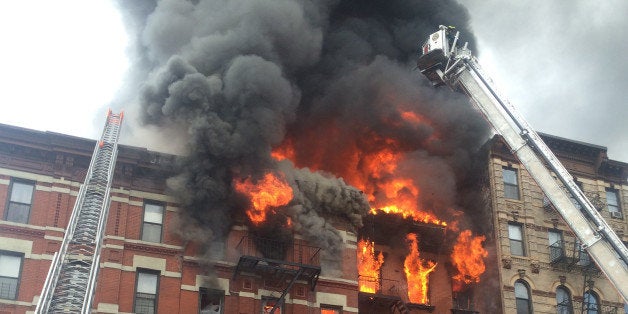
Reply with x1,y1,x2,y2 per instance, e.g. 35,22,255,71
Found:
484,134,627,313
1,122,626,314
0,124,358,314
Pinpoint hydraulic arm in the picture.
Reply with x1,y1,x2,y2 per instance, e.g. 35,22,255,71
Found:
417,26,628,300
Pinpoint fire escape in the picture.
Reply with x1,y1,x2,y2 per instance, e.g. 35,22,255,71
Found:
36,110,123,313
232,234,321,314
547,221,620,312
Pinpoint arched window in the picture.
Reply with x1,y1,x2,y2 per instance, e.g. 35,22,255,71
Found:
583,290,599,314
556,286,573,314
514,280,532,314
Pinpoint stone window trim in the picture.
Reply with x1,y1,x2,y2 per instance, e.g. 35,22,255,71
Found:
199,287,224,314
556,285,573,314
514,279,533,314
0,250,24,301
4,178,36,224
134,268,160,314
141,201,165,243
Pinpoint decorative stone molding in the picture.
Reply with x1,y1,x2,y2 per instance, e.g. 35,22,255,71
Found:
502,257,512,269
530,260,540,274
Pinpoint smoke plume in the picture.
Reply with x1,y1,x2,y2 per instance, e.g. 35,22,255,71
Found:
115,0,489,272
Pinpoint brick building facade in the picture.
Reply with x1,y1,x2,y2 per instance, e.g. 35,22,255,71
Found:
1,122,626,314
0,123,362,314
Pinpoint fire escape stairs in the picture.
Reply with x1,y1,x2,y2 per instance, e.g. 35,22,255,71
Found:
232,236,322,314
391,300,409,314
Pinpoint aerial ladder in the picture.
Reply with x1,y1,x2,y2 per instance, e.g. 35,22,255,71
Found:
417,26,628,301
36,110,124,313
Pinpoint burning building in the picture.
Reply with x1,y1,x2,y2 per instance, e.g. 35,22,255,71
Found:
0,0,626,313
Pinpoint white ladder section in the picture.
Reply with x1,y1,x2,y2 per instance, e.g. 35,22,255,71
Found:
36,110,124,313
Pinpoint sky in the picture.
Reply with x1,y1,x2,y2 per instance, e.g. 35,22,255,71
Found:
0,1,626,161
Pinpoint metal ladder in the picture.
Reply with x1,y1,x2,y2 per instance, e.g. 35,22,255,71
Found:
36,110,124,313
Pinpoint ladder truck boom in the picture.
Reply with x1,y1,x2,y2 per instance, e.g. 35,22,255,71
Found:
36,110,124,313
417,25,628,301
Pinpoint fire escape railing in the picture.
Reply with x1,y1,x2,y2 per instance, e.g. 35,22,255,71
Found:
571,300,620,314
548,240,595,269
232,235,322,314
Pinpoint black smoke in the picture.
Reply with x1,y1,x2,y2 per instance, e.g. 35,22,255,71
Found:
114,0,489,272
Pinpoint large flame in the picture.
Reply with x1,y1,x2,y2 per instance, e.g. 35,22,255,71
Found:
357,239,384,293
233,172,293,225
451,230,488,291
273,133,447,227
404,233,437,304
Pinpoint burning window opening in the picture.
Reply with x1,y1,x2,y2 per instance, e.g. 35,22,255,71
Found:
357,239,384,294
404,233,437,305
451,230,488,292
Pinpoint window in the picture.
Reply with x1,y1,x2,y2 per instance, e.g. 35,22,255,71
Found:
321,306,342,314
583,290,599,314
262,298,282,314
575,240,591,267
556,286,573,314
0,252,22,300
5,180,34,223
199,288,224,314
503,168,520,199
135,270,159,314
606,189,622,218
548,230,564,262
514,280,532,314
508,223,525,256
142,202,164,243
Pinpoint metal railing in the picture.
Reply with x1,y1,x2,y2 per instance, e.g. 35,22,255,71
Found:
548,240,593,268
235,235,321,266
358,275,410,303
572,300,619,314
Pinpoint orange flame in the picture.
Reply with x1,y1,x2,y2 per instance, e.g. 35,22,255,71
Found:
357,239,384,293
233,172,293,225
400,111,426,125
404,233,437,304
451,230,488,291
272,129,448,227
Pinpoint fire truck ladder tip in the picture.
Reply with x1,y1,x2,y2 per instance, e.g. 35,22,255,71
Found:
36,111,124,314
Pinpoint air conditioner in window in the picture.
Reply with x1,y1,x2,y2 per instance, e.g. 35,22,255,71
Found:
610,211,623,219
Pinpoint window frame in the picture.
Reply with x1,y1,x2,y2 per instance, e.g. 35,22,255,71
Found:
548,229,564,262
199,287,224,314
0,251,24,300
508,223,526,256
502,167,520,200
514,280,532,314
134,268,160,314
261,297,283,314
320,305,343,314
583,290,599,314
605,188,622,219
555,285,573,314
141,201,165,243
4,178,35,224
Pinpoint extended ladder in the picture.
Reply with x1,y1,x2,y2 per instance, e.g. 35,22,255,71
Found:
36,110,124,313
418,26,628,301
